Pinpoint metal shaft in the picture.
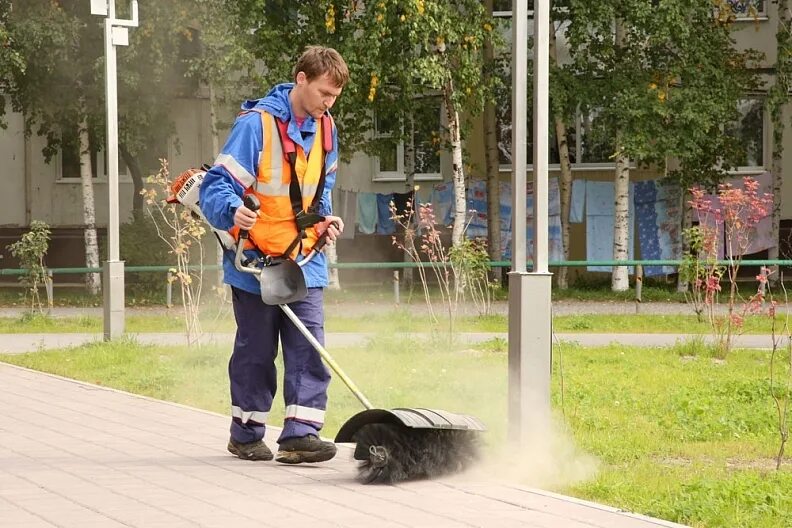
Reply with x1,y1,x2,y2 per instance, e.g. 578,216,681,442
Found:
279,303,374,410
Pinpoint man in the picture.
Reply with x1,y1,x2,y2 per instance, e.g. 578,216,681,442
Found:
199,46,348,464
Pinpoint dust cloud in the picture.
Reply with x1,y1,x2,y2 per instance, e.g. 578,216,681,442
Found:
452,416,599,491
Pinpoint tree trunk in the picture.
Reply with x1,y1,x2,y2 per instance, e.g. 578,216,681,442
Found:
770,108,783,277
119,143,144,217
208,81,226,291
444,80,466,247
403,112,416,288
78,109,101,295
677,190,692,293
611,19,630,292
326,232,341,290
483,0,502,281
550,16,573,289
612,150,630,291
769,0,791,284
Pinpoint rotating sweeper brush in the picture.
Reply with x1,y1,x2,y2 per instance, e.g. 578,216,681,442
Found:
235,195,486,484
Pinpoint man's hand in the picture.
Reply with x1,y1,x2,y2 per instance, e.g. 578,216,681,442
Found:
233,204,259,230
316,215,344,242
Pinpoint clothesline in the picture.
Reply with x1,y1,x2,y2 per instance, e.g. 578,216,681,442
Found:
333,173,775,270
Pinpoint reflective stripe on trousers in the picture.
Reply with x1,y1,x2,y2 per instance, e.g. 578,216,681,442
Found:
228,286,330,444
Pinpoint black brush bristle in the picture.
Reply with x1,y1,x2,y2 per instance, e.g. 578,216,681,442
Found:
352,423,481,484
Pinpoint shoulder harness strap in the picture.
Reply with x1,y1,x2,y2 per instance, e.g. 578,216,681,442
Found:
272,116,331,258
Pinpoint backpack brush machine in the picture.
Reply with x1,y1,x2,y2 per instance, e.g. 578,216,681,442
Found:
170,169,486,484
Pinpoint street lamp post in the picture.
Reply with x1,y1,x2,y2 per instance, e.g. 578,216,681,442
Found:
90,0,138,340
508,0,552,444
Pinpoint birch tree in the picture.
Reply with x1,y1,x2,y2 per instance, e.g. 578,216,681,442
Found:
354,0,498,247
0,0,24,126
6,1,104,293
549,6,575,289
483,0,502,274
565,0,759,291
236,0,497,248
768,0,792,280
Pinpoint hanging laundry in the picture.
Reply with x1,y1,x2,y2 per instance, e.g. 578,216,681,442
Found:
463,180,514,240
356,192,378,235
392,190,415,222
526,177,561,218
333,189,357,240
376,193,396,235
586,181,635,272
744,172,775,254
499,181,513,232
519,215,563,263
430,182,455,225
634,180,681,276
466,180,488,237
570,179,585,223
698,173,775,258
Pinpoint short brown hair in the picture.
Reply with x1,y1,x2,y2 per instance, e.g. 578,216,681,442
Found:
293,46,349,87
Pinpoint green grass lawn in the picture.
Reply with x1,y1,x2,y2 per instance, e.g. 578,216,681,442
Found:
0,309,784,335
2,336,789,528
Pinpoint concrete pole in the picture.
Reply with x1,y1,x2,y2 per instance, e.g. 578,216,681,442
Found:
92,0,138,340
508,0,553,444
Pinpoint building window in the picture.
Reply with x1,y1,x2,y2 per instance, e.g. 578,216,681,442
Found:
725,98,765,170
726,0,766,18
59,126,128,181
578,107,615,164
373,97,442,182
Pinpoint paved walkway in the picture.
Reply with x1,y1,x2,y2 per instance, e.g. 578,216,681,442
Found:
0,362,687,528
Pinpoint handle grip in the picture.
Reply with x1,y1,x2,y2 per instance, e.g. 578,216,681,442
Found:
239,195,261,240
313,220,340,253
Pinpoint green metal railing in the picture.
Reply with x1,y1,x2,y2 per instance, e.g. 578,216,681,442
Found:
3,259,790,306
3,259,792,276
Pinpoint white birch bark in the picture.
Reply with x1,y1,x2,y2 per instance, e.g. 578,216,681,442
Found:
77,109,100,295
612,151,630,291
444,80,466,247
326,237,341,290
403,113,416,287
611,19,630,292
550,17,573,289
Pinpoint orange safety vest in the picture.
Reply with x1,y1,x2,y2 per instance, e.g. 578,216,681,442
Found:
230,109,330,259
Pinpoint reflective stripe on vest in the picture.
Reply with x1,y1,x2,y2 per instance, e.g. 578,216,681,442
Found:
230,110,324,258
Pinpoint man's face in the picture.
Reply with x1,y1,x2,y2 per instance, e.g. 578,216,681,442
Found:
296,71,343,119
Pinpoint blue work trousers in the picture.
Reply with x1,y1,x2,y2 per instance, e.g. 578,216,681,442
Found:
229,286,330,444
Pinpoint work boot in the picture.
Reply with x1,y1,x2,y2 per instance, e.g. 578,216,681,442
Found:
275,435,337,464
227,438,273,461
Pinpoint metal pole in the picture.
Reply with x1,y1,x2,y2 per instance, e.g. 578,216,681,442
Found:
508,0,553,445
532,0,550,275
93,0,138,340
511,2,528,275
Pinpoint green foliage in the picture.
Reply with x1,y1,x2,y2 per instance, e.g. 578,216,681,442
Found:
669,334,715,358
450,238,496,315
3,1,239,210
7,220,52,313
679,225,725,322
561,0,761,187
668,379,777,441
230,0,499,164
5,1,103,159
0,0,24,128
119,215,172,292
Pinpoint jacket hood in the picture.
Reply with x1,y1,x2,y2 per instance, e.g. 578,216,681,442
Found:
241,83,293,120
